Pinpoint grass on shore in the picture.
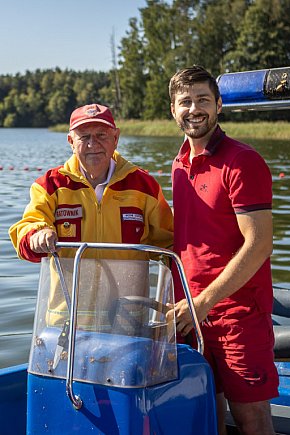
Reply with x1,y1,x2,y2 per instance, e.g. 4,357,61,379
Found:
52,120,290,140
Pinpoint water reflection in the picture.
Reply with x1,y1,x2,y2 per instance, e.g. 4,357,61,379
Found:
256,138,290,284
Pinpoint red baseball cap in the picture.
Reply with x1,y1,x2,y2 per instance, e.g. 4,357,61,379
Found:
69,104,116,130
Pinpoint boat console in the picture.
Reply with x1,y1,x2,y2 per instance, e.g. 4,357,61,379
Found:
26,243,218,434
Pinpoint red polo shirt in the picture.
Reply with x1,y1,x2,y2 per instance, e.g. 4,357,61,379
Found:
172,126,273,314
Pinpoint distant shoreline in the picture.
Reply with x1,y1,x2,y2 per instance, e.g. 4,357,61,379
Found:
51,120,290,140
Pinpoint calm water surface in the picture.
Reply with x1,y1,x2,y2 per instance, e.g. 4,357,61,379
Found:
1,128,290,369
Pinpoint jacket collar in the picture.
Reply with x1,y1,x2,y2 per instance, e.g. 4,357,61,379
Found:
59,151,137,184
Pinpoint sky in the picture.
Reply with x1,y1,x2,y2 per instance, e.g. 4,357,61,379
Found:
1,0,148,75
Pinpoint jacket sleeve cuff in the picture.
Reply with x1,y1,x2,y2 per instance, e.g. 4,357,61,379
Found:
19,229,48,263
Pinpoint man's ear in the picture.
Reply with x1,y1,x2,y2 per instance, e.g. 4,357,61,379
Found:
170,102,176,119
217,97,222,114
67,133,75,152
114,128,120,148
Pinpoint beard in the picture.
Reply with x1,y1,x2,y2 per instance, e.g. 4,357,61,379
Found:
176,113,218,139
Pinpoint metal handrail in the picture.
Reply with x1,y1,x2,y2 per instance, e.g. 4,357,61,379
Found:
54,242,204,410
65,243,87,409
51,252,71,312
222,99,290,112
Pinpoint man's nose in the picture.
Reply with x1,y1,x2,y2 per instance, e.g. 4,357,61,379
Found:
189,102,198,113
87,135,100,147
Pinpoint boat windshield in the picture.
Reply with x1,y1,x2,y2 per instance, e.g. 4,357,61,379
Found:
28,256,178,387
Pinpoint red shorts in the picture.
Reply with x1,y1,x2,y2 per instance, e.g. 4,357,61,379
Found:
187,307,279,403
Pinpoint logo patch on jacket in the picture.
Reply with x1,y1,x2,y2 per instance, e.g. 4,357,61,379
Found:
55,206,82,220
121,213,144,223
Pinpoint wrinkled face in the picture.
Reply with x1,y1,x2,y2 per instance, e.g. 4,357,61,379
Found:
68,123,119,178
171,81,222,141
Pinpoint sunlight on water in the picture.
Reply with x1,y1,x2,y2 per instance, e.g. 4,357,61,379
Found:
0,129,290,368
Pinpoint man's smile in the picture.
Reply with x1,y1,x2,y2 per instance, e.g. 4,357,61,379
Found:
184,115,206,126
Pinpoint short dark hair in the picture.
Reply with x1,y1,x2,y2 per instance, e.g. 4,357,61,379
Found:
169,65,220,103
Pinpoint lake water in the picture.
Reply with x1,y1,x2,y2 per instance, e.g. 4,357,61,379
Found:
1,128,290,369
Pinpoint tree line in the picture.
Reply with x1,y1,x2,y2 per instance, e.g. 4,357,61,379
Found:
1,0,290,127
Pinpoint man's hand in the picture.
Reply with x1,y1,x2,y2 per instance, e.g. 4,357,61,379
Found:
166,299,193,336
166,294,210,336
29,228,58,253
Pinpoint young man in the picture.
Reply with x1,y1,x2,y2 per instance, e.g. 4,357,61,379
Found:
167,66,278,435
9,103,173,260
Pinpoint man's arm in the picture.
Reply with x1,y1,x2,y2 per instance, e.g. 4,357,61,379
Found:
168,209,273,335
9,181,57,261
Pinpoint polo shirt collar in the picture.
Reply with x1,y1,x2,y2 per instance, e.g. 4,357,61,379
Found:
176,125,225,165
206,125,226,155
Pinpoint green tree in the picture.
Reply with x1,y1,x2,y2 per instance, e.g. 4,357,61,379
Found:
0,76,11,100
118,18,146,119
73,71,110,107
225,0,290,71
3,113,17,127
169,0,200,70
47,87,74,125
40,70,55,97
0,101,5,125
141,0,174,119
193,0,249,76
0,68,111,127
25,87,47,127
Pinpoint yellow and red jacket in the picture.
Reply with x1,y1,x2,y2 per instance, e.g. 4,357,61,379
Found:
9,151,173,262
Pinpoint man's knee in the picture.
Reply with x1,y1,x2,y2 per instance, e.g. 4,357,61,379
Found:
228,400,274,435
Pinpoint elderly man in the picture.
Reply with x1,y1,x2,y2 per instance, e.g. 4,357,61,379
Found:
9,103,173,260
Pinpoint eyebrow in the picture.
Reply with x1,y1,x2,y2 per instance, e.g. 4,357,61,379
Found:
78,127,110,134
177,92,212,101
196,93,211,97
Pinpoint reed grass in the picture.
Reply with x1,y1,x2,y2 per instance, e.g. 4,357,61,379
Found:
51,120,290,140
219,122,290,140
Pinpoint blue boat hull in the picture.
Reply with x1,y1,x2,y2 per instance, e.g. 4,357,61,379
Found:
0,346,218,435
1,285,290,434
0,363,27,435
1,359,290,434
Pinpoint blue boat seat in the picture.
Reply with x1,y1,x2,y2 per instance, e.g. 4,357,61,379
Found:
272,287,290,359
